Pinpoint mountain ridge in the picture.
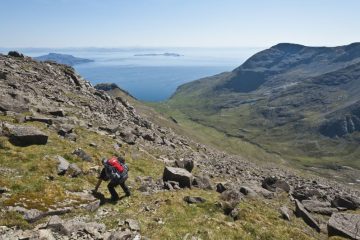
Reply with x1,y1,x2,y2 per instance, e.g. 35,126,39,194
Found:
166,42,360,171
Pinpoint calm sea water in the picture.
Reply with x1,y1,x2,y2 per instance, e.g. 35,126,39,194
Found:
6,47,261,101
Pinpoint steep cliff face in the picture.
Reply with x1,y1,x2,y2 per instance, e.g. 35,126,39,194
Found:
320,102,360,138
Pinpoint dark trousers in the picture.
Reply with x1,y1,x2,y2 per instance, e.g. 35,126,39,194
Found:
107,177,130,199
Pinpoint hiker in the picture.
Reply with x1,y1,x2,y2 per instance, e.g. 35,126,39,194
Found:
93,155,131,201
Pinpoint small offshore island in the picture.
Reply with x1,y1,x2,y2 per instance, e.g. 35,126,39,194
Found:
34,53,94,66
134,52,183,57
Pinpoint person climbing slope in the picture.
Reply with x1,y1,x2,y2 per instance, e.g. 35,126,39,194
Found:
93,154,131,201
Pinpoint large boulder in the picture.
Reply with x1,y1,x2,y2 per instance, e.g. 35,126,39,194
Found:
8,51,24,58
331,195,360,210
328,213,360,239
302,200,337,216
4,123,48,146
294,200,320,232
163,167,193,188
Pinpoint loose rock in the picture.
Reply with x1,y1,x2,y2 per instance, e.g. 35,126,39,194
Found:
294,200,320,232
183,196,206,204
163,167,193,188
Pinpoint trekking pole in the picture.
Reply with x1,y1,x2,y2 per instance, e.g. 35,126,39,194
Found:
93,178,102,193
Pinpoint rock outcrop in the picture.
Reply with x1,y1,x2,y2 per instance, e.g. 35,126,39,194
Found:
3,123,48,146
328,213,360,239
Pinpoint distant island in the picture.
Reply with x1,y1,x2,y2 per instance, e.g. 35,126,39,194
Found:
34,53,94,66
134,52,182,57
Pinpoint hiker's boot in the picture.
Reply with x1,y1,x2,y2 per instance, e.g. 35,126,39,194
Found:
108,182,120,201
110,195,120,202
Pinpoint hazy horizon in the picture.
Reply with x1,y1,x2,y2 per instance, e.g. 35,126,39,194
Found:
1,0,360,48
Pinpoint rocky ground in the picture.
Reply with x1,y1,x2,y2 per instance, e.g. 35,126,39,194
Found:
0,52,360,239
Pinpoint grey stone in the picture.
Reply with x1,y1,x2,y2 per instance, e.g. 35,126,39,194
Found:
262,176,290,192
192,175,213,190
121,131,137,145
183,196,206,204
108,230,134,240
99,124,119,133
48,109,65,117
57,124,74,137
68,163,82,177
302,200,337,216
216,183,227,193
292,187,322,201
72,148,92,162
220,189,243,202
46,215,66,234
295,200,320,232
24,116,53,125
175,159,194,172
247,184,275,199
23,209,44,223
38,229,56,240
4,123,48,146
331,195,360,210
328,213,360,240
163,167,193,188
279,206,291,221
239,186,258,198
55,155,70,175
125,219,140,232
230,207,240,220
163,181,174,191
84,199,101,212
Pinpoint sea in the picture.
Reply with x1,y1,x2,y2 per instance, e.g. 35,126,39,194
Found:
2,47,262,102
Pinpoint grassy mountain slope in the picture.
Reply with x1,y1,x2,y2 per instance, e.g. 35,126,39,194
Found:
1,53,348,239
164,43,360,173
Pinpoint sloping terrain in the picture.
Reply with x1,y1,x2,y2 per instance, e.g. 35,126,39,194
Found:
166,43,360,173
0,52,360,239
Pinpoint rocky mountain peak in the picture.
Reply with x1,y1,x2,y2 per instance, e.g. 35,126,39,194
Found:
270,43,305,52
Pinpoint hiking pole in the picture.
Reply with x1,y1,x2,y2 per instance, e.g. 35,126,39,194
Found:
93,158,106,193
93,178,102,193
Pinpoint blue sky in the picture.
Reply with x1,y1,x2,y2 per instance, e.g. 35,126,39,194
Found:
1,0,359,48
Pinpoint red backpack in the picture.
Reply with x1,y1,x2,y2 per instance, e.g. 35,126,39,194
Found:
104,156,128,181
107,156,124,173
